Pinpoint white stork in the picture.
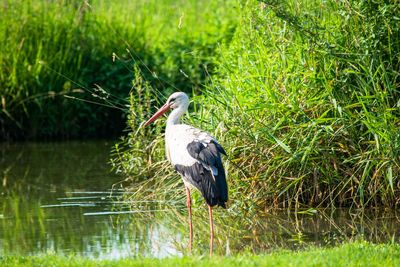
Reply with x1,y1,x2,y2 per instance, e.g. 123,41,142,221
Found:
144,92,228,256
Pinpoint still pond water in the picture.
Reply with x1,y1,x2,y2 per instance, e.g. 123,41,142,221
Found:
1,141,399,258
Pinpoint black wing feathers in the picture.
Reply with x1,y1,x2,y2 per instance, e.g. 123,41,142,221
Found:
176,140,228,208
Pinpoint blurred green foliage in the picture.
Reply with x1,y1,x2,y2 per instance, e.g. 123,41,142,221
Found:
0,0,237,140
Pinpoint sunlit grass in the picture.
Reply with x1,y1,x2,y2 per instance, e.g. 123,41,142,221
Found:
1,242,400,267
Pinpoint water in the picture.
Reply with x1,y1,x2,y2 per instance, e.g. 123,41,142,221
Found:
0,141,181,258
0,141,399,258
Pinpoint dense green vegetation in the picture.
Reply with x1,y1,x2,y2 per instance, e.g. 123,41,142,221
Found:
202,0,400,208
113,0,400,209
2,0,399,207
2,242,400,266
0,0,237,140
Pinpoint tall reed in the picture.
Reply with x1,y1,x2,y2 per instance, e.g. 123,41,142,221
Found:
197,0,400,208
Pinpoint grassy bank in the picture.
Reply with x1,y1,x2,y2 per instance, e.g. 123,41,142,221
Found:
114,0,400,209
0,0,237,140
1,242,399,266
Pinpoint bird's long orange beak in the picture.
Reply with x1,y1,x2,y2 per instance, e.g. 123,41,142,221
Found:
144,103,171,126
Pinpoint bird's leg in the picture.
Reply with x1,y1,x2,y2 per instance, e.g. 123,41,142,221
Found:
185,186,193,253
208,205,214,256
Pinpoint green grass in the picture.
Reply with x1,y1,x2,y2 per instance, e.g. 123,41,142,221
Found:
1,242,400,266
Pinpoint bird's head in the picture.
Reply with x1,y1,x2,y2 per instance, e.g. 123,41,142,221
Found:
167,92,189,109
144,92,189,126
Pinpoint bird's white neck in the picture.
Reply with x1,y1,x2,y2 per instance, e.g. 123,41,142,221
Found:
166,104,188,127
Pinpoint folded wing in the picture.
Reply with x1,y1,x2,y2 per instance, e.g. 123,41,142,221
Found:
171,127,228,208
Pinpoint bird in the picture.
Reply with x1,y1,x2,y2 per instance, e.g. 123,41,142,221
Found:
144,92,228,256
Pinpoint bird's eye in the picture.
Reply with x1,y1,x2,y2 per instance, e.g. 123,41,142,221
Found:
169,97,176,103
